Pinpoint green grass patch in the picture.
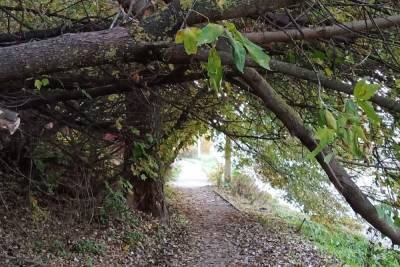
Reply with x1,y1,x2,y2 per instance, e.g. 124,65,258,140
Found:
300,220,400,266
258,200,400,266
71,240,105,255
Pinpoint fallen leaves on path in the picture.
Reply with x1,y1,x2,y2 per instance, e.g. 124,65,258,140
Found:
158,186,338,266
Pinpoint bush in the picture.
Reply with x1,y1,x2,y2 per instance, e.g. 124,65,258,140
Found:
97,179,136,224
71,240,104,255
229,171,265,204
208,164,223,187
122,230,144,247
165,164,182,183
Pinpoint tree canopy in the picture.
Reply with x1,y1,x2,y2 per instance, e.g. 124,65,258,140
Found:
1,0,400,245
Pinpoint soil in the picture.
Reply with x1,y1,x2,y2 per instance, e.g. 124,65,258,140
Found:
158,186,337,266
0,185,337,266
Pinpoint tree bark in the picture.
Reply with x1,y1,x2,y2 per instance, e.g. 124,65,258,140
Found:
166,48,400,115
244,15,400,44
124,86,167,218
224,135,232,184
140,0,302,37
0,0,300,82
0,27,167,83
241,67,400,245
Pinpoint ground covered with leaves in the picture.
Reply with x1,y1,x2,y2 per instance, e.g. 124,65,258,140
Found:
0,179,188,266
161,186,338,266
1,181,338,266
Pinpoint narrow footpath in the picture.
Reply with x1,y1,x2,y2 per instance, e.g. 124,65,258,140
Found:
160,186,336,266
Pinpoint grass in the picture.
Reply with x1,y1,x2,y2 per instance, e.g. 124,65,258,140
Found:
210,169,400,266
257,198,400,266
71,240,105,255
301,221,400,266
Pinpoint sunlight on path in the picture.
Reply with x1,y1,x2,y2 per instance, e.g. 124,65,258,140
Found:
171,159,211,188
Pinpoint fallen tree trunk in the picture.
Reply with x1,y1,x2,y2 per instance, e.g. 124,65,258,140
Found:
0,0,300,82
0,27,167,83
244,15,400,44
140,0,301,37
241,67,400,245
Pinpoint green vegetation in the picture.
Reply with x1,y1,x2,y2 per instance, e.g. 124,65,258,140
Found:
210,167,400,266
71,240,105,255
122,230,144,247
98,179,137,224
2,0,400,265
300,221,400,267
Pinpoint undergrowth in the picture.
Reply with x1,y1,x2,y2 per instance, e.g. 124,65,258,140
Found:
209,168,400,266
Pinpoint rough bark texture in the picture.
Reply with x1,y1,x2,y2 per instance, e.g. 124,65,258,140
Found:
241,67,400,245
124,86,167,218
140,0,302,37
0,27,167,83
245,15,400,44
0,0,300,82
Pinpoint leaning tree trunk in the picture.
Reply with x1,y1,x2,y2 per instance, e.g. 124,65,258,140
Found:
124,86,167,219
241,68,400,245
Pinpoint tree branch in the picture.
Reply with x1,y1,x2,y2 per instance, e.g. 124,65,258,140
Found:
240,67,400,245
245,15,400,44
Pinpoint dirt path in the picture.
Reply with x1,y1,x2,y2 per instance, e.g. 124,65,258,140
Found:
161,186,336,267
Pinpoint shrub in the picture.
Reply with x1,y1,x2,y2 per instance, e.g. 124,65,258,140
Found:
208,164,223,187
97,178,136,224
165,164,182,183
122,230,144,247
71,240,104,255
229,171,264,204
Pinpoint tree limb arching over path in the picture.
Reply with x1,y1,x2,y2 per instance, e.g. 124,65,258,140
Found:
1,0,400,246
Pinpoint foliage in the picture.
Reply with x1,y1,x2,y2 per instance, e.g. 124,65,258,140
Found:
252,191,400,267
300,221,400,267
176,22,270,91
207,164,224,187
71,240,105,255
2,0,400,254
309,80,381,161
49,240,68,257
165,164,182,184
98,179,135,224
122,230,144,248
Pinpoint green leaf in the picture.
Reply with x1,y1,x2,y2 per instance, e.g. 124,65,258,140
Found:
34,79,42,90
184,27,201,55
316,127,336,142
224,22,270,69
337,115,348,129
345,99,358,116
311,50,326,65
324,110,337,130
207,48,223,91
197,23,224,46
175,27,201,55
354,80,380,101
318,109,327,128
357,100,380,124
241,38,270,70
308,127,336,159
115,117,123,130
354,125,367,142
175,30,185,44
226,32,246,72
41,78,49,87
